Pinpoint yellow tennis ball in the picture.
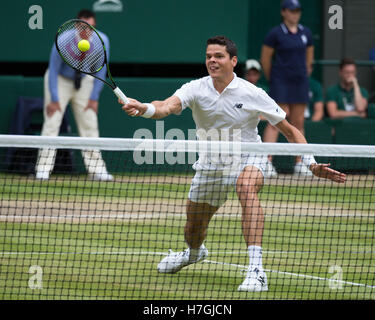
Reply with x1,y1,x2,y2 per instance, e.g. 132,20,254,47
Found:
78,39,90,52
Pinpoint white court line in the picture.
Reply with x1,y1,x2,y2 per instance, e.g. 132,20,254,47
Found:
0,250,374,290
203,259,375,290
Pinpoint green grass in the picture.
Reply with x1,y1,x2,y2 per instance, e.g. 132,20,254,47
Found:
0,174,190,202
0,175,373,211
0,174,374,299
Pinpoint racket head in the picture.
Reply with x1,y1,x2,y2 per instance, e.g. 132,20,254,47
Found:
55,19,107,76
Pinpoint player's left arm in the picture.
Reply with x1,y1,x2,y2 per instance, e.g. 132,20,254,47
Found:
275,119,346,183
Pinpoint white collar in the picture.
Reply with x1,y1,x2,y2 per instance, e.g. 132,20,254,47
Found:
281,23,288,34
227,73,239,89
281,23,304,34
209,72,238,92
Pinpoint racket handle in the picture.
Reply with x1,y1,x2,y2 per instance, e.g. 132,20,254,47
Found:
113,87,129,104
113,87,139,116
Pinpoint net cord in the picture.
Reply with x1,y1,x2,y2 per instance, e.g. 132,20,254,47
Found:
1,134,375,158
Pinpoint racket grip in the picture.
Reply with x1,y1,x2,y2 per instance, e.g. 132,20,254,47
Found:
114,87,139,116
113,87,129,104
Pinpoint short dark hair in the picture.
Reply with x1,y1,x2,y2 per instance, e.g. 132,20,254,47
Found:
77,9,96,20
206,36,238,58
339,58,356,70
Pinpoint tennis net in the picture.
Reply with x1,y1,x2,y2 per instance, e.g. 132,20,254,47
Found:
0,134,374,300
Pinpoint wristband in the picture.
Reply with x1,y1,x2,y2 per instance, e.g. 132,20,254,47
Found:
302,155,317,169
142,103,156,118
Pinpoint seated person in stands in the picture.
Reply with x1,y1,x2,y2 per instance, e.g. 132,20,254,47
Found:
306,75,324,121
244,59,268,92
325,58,368,119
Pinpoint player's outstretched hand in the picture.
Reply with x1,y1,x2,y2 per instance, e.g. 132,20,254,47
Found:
310,163,346,183
118,98,146,117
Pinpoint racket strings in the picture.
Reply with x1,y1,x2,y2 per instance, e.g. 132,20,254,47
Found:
56,20,105,74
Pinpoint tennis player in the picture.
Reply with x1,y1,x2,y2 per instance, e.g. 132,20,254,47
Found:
119,36,346,292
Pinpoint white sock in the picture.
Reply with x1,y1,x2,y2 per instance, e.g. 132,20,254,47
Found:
248,245,263,271
189,245,204,262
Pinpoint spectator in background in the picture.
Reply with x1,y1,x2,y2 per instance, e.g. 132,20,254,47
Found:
306,75,324,121
244,59,268,92
326,58,368,119
260,0,314,178
35,9,113,181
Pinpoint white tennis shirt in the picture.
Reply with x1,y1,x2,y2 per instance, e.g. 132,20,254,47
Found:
174,73,286,143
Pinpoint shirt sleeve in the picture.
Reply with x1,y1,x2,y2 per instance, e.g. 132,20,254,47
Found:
256,88,286,125
173,80,199,112
305,27,314,47
263,27,278,48
48,44,64,102
89,33,109,101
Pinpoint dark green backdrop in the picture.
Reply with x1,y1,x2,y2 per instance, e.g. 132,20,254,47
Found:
1,0,322,64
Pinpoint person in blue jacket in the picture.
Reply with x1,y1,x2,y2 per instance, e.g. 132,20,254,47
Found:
35,9,113,181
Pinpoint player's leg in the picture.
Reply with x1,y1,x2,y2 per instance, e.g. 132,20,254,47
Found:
71,75,113,181
236,165,268,292
262,103,290,178
236,166,264,246
185,200,218,249
157,200,218,274
158,170,226,273
289,103,312,176
35,70,72,180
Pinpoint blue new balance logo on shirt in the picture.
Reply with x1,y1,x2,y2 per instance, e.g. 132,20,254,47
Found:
234,103,243,109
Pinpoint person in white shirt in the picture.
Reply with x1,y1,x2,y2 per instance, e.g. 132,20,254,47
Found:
119,36,346,292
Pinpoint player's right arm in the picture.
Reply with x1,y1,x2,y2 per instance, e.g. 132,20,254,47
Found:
120,95,182,119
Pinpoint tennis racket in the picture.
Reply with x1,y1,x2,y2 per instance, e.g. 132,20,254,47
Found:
55,19,131,106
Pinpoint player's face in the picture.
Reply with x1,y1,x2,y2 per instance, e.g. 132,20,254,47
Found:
206,44,237,80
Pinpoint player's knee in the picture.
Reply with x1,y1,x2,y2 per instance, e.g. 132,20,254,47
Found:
236,182,259,199
237,169,263,194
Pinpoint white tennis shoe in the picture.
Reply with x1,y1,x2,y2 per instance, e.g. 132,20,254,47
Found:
238,267,268,292
294,162,313,177
157,245,208,273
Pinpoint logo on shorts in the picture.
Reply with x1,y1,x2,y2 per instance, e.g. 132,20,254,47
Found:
234,103,243,109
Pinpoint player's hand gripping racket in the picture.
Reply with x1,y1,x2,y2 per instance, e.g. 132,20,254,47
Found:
55,19,134,111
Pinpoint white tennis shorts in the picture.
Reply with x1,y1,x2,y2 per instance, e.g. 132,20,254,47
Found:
188,154,268,207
